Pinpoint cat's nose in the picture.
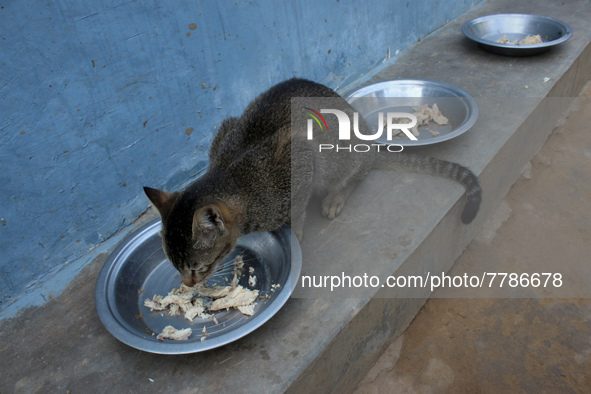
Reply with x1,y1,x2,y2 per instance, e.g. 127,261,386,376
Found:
181,272,195,286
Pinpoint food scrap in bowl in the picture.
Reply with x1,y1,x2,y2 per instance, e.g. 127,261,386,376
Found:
496,34,543,45
145,255,271,341
157,325,192,341
392,103,449,138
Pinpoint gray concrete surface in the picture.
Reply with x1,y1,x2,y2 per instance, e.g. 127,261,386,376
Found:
355,80,591,393
1,0,591,393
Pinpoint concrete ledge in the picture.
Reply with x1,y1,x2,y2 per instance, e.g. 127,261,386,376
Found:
1,0,590,392
290,0,591,391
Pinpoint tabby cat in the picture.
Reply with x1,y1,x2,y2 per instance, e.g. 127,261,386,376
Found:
144,78,481,286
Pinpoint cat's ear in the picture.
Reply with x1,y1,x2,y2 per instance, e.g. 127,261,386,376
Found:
192,204,226,246
143,186,177,220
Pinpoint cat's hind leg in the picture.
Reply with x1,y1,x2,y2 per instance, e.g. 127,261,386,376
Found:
320,162,369,219
321,182,357,219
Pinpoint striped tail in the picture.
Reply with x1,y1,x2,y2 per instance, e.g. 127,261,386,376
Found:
375,153,482,224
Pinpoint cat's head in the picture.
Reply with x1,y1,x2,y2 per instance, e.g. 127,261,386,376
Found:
143,186,236,286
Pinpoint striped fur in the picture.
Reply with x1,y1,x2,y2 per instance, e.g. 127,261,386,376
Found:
373,153,481,224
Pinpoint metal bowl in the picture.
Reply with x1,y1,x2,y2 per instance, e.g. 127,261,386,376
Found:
345,79,478,147
95,219,301,354
462,14,573,56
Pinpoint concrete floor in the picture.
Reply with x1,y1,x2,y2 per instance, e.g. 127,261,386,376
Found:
355,82,591,393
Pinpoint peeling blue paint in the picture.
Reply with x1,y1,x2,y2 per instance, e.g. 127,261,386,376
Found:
0,0,480,318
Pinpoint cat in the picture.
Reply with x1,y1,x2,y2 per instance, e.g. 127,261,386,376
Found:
144,78,481,286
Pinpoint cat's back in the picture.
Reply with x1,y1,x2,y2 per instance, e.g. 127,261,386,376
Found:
210,78,339,164
238,78,339,141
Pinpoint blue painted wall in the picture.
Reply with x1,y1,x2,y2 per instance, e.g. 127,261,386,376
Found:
0,0,479,317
